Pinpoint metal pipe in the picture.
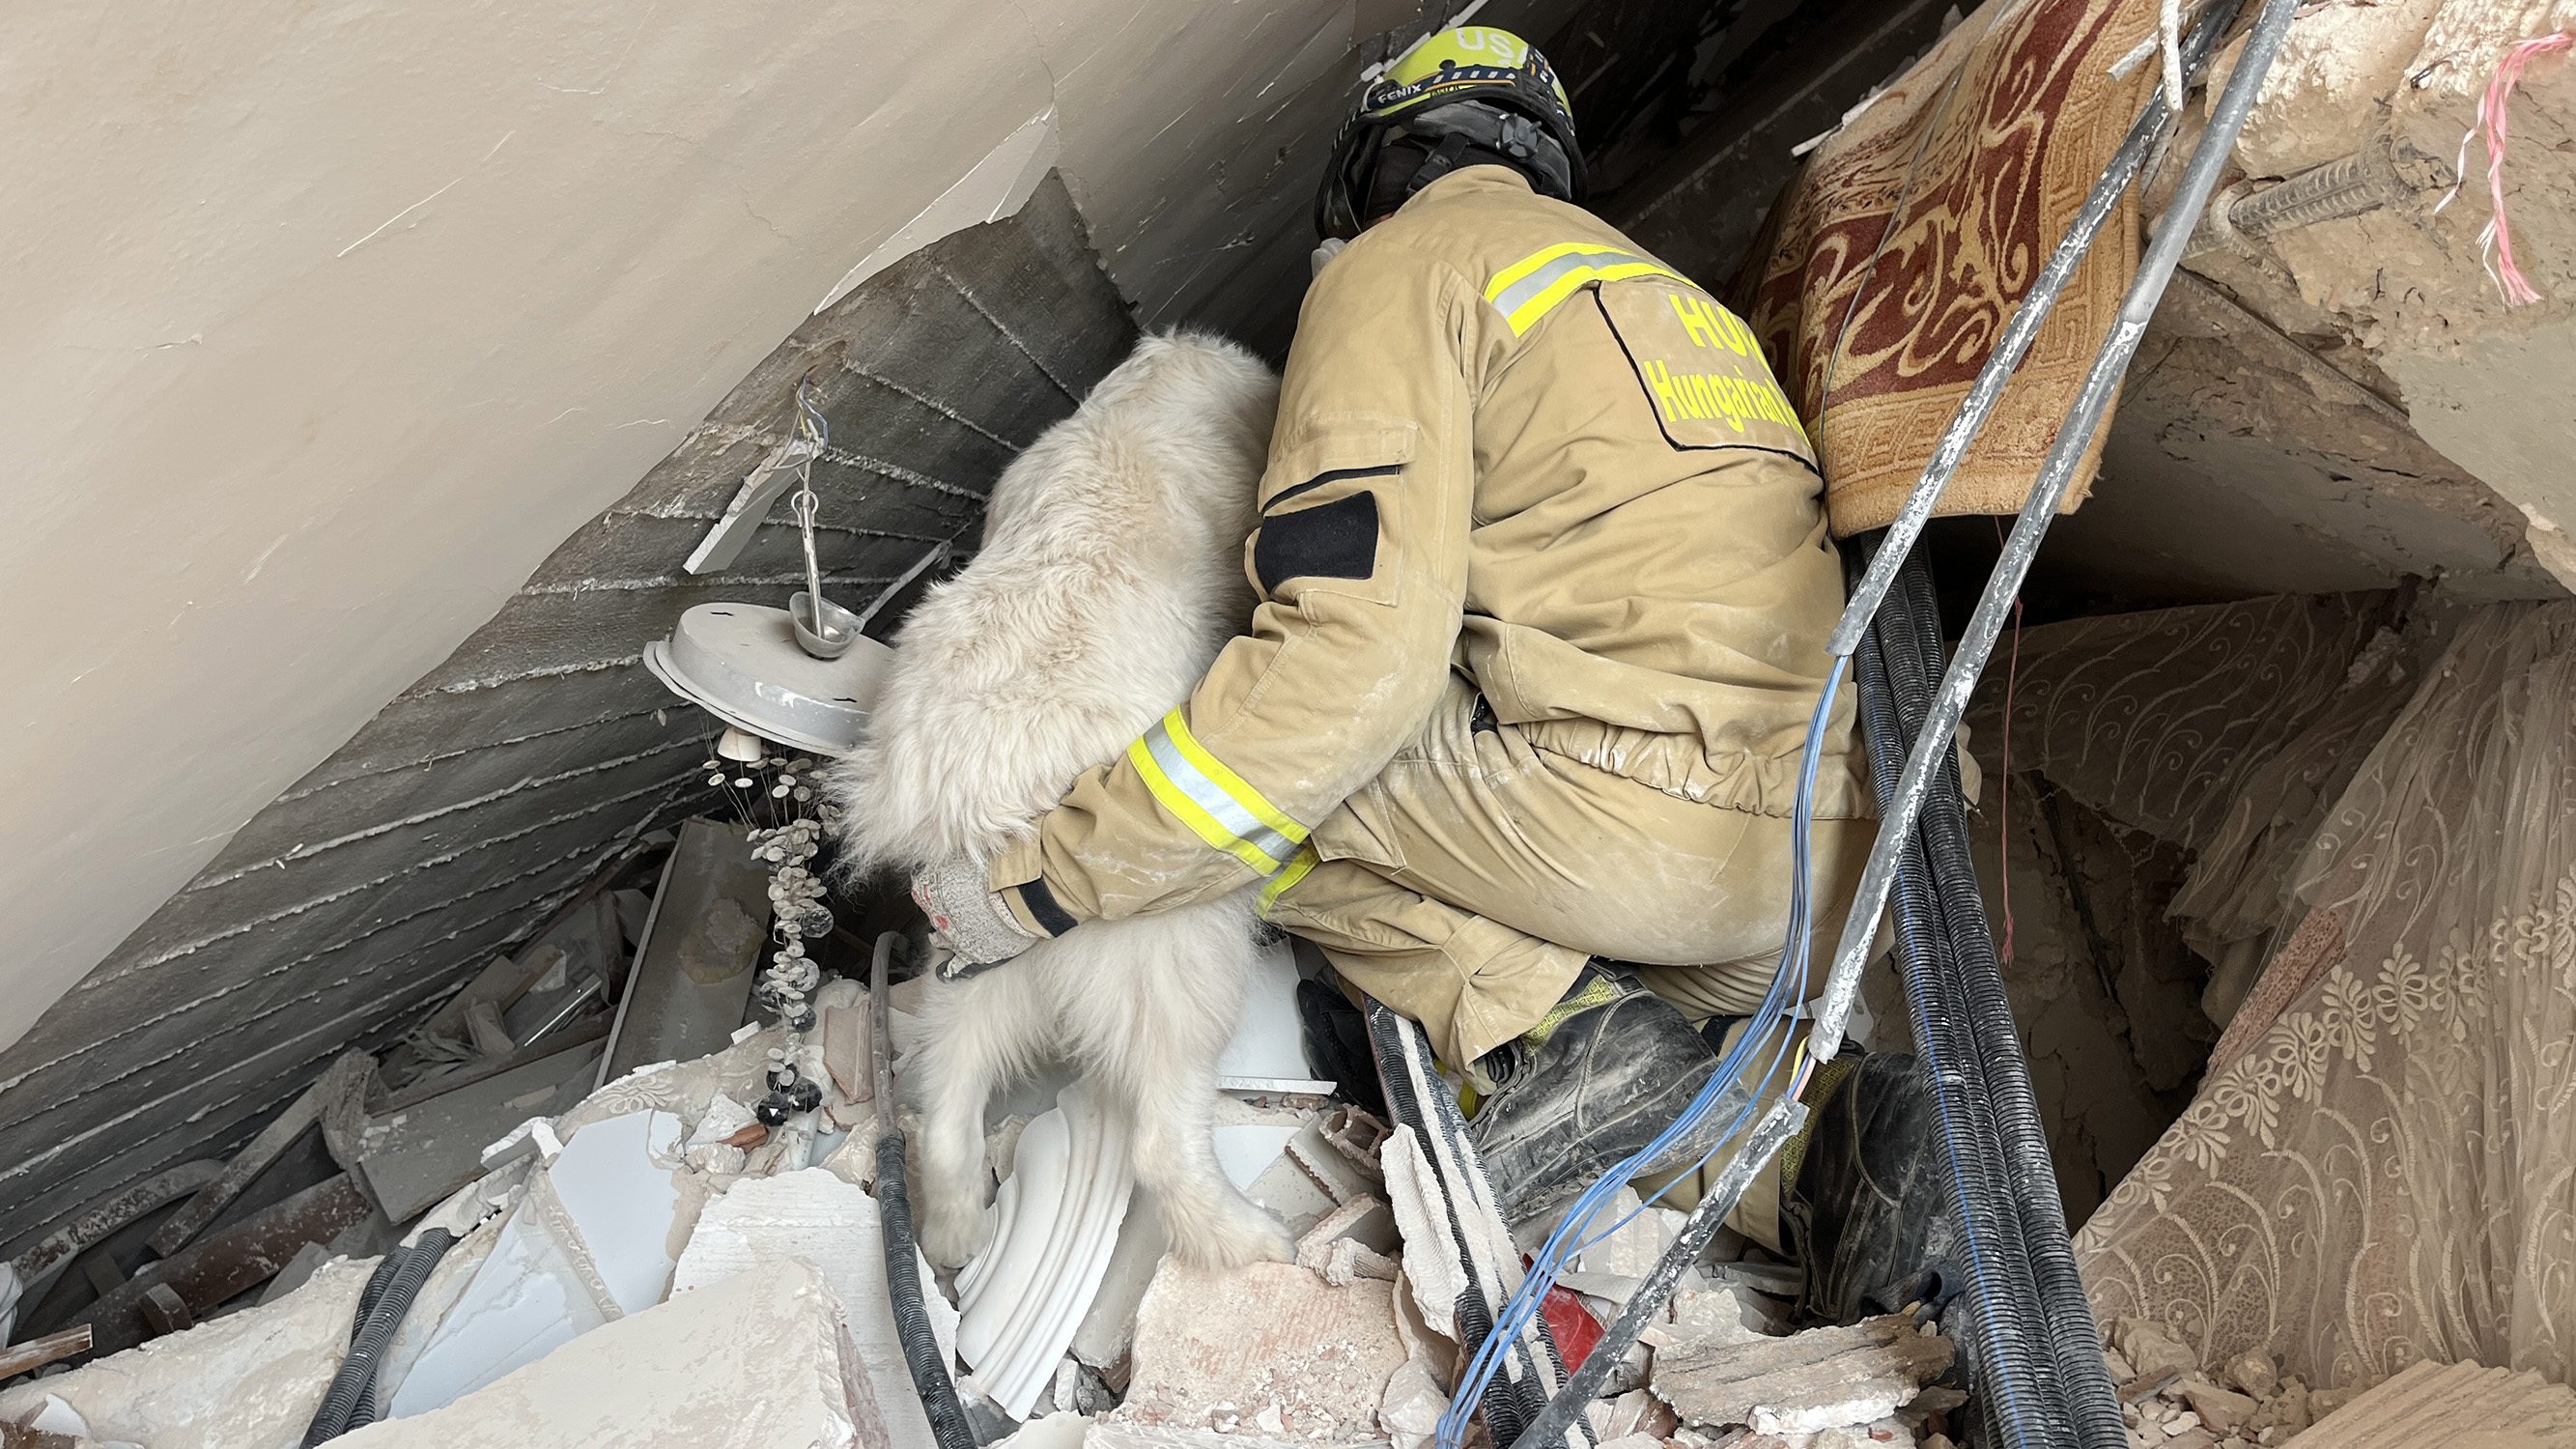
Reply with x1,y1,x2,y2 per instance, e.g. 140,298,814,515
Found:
1810,0,2303,1064
1824,0,2241,662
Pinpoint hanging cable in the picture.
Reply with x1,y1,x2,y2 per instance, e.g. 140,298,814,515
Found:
1460,2,2297,1444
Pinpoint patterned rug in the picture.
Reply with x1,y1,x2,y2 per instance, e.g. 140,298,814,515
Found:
1732,0,2163,536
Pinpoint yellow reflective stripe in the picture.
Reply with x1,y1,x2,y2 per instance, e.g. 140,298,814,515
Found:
1485,241,1600,299
1125,710,1310,878
1159,710,1308,848
1483,242,1690,335
1503,259,1676,333
1258,844,1319,917
1127,735,1288,876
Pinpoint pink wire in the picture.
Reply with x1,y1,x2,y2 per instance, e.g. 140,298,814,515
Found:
2476,32,2572,305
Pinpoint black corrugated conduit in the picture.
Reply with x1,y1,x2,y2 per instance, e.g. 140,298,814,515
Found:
301,1227,457,1444
870,931,980,1449
1853,555,2064,1449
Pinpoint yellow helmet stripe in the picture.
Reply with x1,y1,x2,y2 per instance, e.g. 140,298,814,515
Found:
1485,243,1688,334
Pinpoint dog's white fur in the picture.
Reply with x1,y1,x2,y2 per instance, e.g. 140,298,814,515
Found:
829,329,1293,1270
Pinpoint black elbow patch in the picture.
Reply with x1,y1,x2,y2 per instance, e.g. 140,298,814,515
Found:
1255,492,1379,595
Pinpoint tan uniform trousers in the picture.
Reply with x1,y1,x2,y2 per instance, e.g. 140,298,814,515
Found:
1265,674,1871,1076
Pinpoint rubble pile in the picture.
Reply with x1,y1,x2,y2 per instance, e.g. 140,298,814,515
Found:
2101,1319,2335,1448
0,811,1990,1449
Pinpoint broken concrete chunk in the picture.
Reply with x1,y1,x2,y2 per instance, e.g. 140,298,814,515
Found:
1657,1284,1771,1350
1651,1314,1956,1435
1563,1188,1671,1280
1377,1352,1448,1449
1111,1262,1405,1443
1304,1235,1400,1288
0,1256,377,1449
341,1259,881,1448
1377,1126,1468,1347
2222,1349,2279,1401
671,1167,955,1449
2109,1317,2200,1384
2179,1378,2257,1434
385,1109,684,1415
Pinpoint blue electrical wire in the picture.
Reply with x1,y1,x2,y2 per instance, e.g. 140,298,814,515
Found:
1433,660,1849,1449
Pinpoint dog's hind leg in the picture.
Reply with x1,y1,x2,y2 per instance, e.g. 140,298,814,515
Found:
1112,1056,1297,1269
907,973,1033,1267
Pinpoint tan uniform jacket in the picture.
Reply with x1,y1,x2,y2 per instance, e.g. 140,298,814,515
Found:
989,165,1865,936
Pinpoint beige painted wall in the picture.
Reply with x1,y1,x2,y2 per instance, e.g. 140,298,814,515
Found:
0,0,1582,1050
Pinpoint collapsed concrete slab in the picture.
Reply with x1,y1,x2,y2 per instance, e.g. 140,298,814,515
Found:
0,1256,377,1449
672,1166,956,1449
337,1258,880,1449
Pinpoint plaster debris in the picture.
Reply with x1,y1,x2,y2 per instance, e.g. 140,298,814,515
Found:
2104,1334,2363,1447
1648,1283,1772,1351
999,1411,1096,1449
1376,1127,1468,1347
671,1167,956,1449
1562,1189,1674,1280
0,1256,378,1449
1303,1234,1400,1287
1651,1314,1956,1436
339,1259,881,1448
2109,1318,2201,1385
385,1108,685,1415
1375,1352,1449,1449
2220,1350,2279,1401
958,1086,1138,1420
1110,1262,1405,1444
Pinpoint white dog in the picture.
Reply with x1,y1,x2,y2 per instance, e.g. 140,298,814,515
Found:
829,330,1295,1270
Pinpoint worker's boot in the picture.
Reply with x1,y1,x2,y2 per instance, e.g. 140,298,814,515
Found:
1782,1049,1957,1326
1467,962,1736,1230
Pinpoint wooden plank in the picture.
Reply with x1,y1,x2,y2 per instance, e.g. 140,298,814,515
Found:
372,1014,611,1117
6,1159,223,1282
145,1086,326,1257
356,1040,603,1221
0,1325,93,1381
76,1174,373,1358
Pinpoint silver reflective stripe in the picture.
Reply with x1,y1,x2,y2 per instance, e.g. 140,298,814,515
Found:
1141,724,1301,868
1486,247,1657,322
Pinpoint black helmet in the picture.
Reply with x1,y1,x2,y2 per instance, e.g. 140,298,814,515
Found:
1316,26,1587,241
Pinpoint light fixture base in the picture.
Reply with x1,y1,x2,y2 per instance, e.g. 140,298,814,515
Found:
643,603,892,757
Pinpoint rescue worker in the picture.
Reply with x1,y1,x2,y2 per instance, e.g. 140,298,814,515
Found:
915,26,1941,1323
